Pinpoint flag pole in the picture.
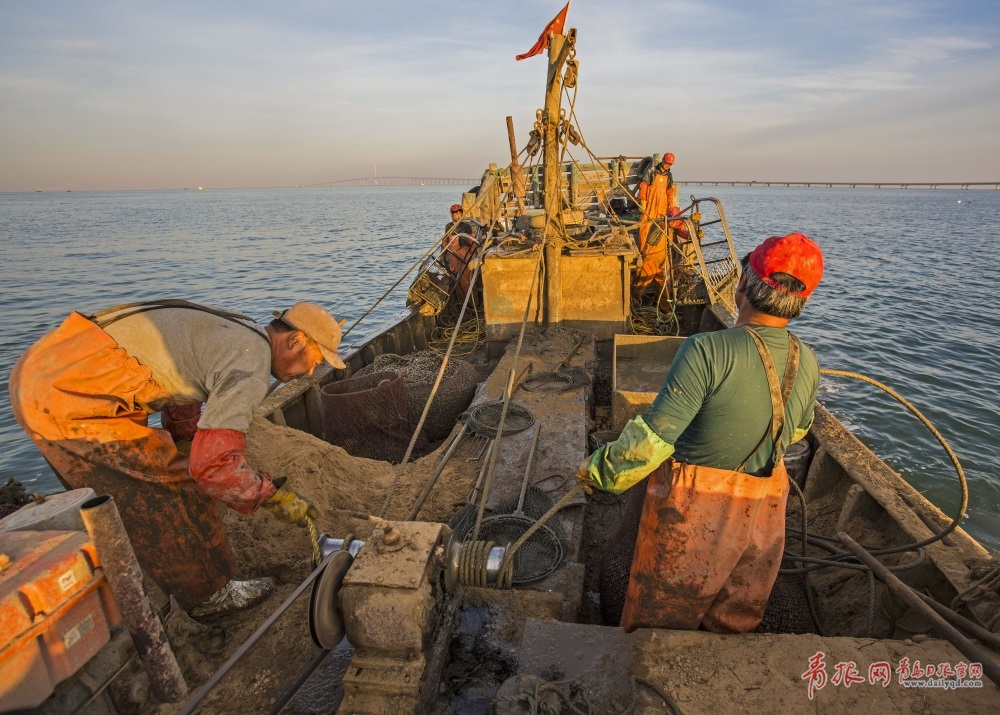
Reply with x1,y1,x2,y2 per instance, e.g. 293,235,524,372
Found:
542,21,572,326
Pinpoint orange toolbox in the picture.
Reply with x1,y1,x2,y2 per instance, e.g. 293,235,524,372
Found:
0,530,120,711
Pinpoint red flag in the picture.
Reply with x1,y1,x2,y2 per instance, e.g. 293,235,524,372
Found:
515,2,571,61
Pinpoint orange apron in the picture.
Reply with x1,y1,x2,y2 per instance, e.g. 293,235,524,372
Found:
9,312,236,609
442,232,479,299
633,171,678,304
621,328,800,633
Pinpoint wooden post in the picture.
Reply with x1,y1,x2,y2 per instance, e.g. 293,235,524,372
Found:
506,116,526,214
542,31,572,327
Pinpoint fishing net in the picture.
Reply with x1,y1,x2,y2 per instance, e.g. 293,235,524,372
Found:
356,351,478,442
491,486,554,522
465,401,535,438
476,515,564,584
450,486,555,542
320,371,427,463
599,478,646,626
755,574,819,634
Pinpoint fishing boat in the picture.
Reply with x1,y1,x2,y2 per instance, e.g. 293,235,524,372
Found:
2,17,997,715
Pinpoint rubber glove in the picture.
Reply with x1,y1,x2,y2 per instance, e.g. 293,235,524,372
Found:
262,477,319,527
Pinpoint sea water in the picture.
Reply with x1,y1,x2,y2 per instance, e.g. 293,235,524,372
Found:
1,185,997,550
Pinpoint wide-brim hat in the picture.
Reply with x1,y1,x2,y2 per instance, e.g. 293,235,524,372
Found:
272,302,347,369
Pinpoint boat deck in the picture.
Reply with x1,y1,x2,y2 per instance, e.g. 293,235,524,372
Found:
513,619,999,713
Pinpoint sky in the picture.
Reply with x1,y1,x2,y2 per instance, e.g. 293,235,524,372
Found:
1,0,998,191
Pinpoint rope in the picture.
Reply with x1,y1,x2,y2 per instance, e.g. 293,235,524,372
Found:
765,368,975,638
428,301,484,357
819,368,968,554
306,516,321,568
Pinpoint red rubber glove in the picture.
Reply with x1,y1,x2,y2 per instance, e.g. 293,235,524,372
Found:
189,428,277,514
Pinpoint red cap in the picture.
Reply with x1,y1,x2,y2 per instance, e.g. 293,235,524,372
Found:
748,233,824,298
663,152,675,164
667,206,681,217
450,204,463,213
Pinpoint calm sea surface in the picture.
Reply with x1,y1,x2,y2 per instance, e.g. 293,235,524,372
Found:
1,186,997,550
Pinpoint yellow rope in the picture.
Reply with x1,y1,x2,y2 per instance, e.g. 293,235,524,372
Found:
428,306,484,357
306,516,321,568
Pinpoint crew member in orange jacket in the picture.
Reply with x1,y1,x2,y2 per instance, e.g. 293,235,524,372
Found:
10,300,346,618
634,152,680,305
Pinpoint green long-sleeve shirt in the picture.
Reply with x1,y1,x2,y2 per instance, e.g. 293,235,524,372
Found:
585,325,819,493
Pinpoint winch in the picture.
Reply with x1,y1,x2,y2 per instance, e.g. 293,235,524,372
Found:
307,518,511,714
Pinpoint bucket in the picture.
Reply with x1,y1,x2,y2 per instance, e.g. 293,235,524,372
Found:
783,440,812,489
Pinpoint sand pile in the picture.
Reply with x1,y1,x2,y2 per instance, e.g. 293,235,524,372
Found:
221,417,478,580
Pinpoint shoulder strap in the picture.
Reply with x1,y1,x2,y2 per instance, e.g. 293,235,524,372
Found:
88,299,270,347
737,327,801,472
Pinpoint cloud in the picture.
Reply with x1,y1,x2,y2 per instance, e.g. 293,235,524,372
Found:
0,1,997,189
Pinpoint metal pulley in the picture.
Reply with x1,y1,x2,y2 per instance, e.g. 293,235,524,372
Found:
309,533,365,649
563,59,578,88
308,549,353,650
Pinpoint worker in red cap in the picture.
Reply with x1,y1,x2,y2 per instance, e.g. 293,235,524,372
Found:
442,203,480,298
10,299,347,618
579,233,824,633
633,152,680,305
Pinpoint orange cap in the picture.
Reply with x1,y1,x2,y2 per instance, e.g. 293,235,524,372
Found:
748,233,824,298
663,153,675,164
272,302,347,369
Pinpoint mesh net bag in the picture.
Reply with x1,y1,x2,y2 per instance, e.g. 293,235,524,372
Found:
356,351,478,442
755,574,819,634
599,478,647,626
320,371,427,463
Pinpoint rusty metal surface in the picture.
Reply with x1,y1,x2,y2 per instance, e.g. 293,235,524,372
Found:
342,521,444,592
0,530,117,710
482,249,635,342
611,335,685,431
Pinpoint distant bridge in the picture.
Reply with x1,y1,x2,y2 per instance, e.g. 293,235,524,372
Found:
680,181,1000,190
310,177,478,187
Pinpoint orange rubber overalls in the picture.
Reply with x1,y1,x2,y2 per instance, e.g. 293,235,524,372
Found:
621,329,800,633
442,226,480,300
9,312,237,608
633,165,679,304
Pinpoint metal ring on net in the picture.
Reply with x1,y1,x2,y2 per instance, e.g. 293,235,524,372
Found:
465,400,535,438
475,515,564,584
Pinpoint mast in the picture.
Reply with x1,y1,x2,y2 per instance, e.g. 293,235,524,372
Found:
542,29,573,326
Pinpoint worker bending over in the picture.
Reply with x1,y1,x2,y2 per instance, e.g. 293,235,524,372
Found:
580,234,824,633
10,300,347,618
633,152,680,305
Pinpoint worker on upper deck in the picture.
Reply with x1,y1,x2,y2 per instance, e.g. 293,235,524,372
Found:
633,153,680,306
10,300,347,618
579,233,824,633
